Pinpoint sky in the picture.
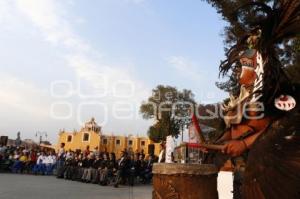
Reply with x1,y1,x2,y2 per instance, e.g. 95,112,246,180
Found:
0,0,228,144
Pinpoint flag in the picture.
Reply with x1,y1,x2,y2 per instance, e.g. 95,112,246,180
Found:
190,114,205,143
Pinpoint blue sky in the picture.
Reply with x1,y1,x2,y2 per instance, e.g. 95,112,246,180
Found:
0,0,228,144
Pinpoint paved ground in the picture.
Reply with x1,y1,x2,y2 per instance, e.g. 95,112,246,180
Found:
0,173,152,199
0,172,233,199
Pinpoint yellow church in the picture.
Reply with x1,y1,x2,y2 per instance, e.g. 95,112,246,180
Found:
57,118,160,158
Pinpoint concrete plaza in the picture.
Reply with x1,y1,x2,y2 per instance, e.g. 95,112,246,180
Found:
0,172,233,199
0,173,152,199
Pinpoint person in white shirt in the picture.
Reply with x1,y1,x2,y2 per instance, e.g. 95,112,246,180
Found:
65,150,73,161
45,151,56,175
13,151,20,160
50,153,57,165
36,152,46,164
158,142,166,163
33,152,46,174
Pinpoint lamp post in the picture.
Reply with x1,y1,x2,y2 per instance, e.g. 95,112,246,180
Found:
35,131,47,145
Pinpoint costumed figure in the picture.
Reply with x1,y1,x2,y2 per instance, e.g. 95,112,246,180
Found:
200,1,300,198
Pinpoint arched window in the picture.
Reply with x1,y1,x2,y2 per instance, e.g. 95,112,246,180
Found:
83,133,89,142
103,138,108,145
67,135,72,142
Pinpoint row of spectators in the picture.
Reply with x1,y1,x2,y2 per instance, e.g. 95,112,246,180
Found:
0,144,57,175
0,143,160,187
56,143,155,187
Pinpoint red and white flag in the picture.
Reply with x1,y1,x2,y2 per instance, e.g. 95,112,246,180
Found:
189,114,204,143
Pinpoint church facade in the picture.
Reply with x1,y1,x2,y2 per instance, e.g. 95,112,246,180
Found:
57,118,160,158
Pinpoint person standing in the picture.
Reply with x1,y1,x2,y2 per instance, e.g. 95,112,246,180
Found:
158,142,166,163
56,143,65,178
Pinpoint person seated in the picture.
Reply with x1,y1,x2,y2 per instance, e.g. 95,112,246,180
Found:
127,154,138,186
114,151,130,188
138,154,146,182
99,153,109,185
63,152,75,179
66,154,78,181
90,154,102,184
33,152,46,175
81,153,95,183
11,151,27,173
28,150,37,173
43,152,50,175
140,155,154,184
106,153,117,185
0,151,12,172
11,150,20,165
20,152,30,173
0,144,6,163
22,151,33,174
72,154,83,181
46,151,56,175
133,153,142,182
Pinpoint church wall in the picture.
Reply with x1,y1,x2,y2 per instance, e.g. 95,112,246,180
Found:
57,131,100,152
56,118,160,158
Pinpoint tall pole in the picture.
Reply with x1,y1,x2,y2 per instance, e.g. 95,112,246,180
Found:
181,124,184,143
36,131,47,146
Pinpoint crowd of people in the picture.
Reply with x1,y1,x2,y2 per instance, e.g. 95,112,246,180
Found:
56,143,156,187
0,144,56,175
0,143,159,188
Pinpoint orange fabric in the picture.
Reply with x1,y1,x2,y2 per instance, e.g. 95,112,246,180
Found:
230,124,254,140
239,67,256,86
230,117,271,142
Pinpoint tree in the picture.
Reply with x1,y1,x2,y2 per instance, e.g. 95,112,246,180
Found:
204,0,300,94
215,73,240,97
285,38,300,83
147,117,181,143
140,85,196,142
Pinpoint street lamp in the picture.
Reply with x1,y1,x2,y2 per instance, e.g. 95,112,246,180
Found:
35,131,47,145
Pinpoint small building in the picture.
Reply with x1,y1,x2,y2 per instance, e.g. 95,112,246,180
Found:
57,118,160,158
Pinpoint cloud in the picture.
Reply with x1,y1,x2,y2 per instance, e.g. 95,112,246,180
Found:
11,0,151,136
65,53,150,101
167,56,204,82
15,0,149,100
16,0,89,51
0,73,50,117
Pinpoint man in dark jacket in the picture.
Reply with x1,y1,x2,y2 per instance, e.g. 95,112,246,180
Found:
140,155,154,184
114,151,129,188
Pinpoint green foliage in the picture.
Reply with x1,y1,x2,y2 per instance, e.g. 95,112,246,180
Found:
147,117,181,143
140,85,196,143
285,37,300,83
215,73,240,97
